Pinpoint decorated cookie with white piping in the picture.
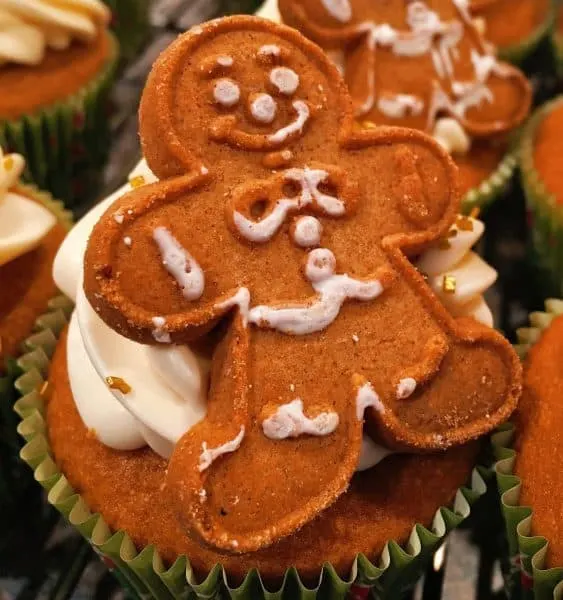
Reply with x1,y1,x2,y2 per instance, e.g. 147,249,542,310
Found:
278,0,531,136
84,16,521,555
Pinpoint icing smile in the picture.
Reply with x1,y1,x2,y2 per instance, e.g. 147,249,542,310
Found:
209,99,311,150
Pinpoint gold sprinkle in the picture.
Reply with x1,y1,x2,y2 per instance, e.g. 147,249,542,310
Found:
438,238,452,250
3,156,14,171
361,121,378,130
106,376,132,394
129,175,146,189
38,381,52,400
456,216,474,231
442,275,457,294
469,207,481,219
448,228,458,238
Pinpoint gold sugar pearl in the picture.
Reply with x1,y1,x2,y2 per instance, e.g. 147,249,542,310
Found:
129,175,146,189
456,216,474,232
361,121,378,130
3,156,14,171
442,275,457,294
106,376,132,394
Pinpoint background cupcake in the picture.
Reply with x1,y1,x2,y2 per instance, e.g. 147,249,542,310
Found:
520,96,563,298
0,145,71,533
276,0,532,215
0,0,119,208
495,299,563,600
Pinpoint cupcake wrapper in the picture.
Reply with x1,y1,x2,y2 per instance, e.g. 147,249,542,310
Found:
0,184,72,509
493,299,563,600
461,146,518,215
520,97,563,298
103,0,150,64
0,34,119,209
12,304,493,599
497,2,555,69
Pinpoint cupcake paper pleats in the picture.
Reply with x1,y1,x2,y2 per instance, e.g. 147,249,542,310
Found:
494,299,563,600
13,299,491,600
0,34,118,208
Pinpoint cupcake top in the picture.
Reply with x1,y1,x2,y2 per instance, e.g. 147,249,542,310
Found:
514,305,563,568
0,145,56,266
532,99,563,206
0,0,110,66
278,0,531,156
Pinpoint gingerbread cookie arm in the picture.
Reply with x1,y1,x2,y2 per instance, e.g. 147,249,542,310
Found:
166,313,366,553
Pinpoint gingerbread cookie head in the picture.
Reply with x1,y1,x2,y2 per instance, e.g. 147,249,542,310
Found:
278,0,531,137
84,16,521,554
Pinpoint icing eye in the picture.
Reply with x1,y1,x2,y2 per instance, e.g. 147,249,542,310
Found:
213,78,240,107
306,248,336,282
250,93,277,124
217,55,234,67
293,216,323,248
270,67,300,96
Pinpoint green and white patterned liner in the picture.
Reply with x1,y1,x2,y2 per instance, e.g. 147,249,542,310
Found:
461,145,518,216
496,1,555,69
493,298,563,600
520,96,563,298
13,305,493,599
0,34,119,208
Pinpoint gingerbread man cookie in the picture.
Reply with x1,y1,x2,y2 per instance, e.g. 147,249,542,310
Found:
278,0,531,135
84,16,521,554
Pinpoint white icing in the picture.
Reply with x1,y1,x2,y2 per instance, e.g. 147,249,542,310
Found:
215,287,251,326
262,399,339,439
113,213,124,224
357,435,393,471
320,0,352,23
293,216,322,247
417,217,496,327
250,93,277,124
433,117,471,155
268,100,310,144
233,167,343,243
270,67,300,96
356,382,385,419
397,377,417,399
258,44,280,57
198,427,245,472
213,78,240,107
123,236,132,247
217,55,233,67
153,227,205,301
248,249,385,335
0,147,56,266
377,94,424,119
151,316,171,344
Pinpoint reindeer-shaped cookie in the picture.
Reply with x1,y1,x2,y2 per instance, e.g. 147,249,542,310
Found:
84,16,521,554
278,0,531,134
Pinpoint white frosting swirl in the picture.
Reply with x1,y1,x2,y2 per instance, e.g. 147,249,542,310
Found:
0,0,110,66
0,146,55,266
417,216,497,327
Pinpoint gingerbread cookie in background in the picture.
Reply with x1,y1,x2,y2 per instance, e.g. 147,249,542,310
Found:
277,0,532,205
0,146,68,369
82,16,521,554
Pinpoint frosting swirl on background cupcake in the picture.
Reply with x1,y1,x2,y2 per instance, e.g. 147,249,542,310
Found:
0,0,110,66
0,146,55,266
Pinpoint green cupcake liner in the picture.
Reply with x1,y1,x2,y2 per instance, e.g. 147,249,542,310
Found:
103,0,150,64
0,34,119,209
461,146,519,216
520,97,563,298
496,1,556,70
493,299,563,600
12,304,495,599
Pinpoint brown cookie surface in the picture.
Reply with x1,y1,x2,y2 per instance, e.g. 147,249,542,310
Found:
278,0,531,134
83,16,521,554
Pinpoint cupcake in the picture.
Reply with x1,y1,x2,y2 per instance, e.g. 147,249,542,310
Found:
276,0,532,214
469,0,555,69
16,17,521,599
520,96,563,298
0,145,71,511
102,0,150,65
0,0,119,207
495,299,563,599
